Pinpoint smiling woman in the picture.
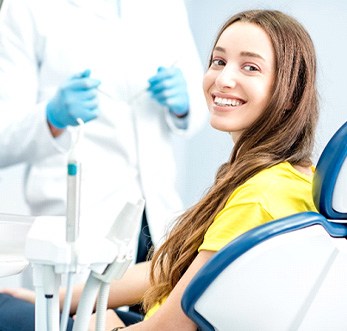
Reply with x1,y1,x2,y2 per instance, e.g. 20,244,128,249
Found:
0,9,320,331
204,21,276,140
139,9,318,330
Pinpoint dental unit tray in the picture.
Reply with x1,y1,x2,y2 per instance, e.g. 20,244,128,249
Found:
0,214,33,277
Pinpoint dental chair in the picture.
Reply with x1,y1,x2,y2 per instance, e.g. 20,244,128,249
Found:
182,121,347,331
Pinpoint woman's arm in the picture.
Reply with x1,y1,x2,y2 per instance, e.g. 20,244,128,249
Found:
64,261,151,314
101,250,215,331
107,261,151,308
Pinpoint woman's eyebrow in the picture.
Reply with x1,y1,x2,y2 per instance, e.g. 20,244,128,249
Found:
240,51,265,61
214,47,265,61
214,46,226,53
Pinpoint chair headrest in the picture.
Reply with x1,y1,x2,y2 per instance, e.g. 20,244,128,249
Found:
313,121,347,220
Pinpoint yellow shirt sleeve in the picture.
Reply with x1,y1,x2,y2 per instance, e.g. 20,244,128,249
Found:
199,202,272,252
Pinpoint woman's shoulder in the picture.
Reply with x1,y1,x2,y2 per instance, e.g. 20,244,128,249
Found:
246,162,313,186
228,162,313,206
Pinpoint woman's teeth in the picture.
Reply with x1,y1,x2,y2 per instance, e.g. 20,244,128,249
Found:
214,96,243,107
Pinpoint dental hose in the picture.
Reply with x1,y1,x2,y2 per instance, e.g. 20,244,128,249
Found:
95,282,111,331
72,275,102,331
60,272,75,331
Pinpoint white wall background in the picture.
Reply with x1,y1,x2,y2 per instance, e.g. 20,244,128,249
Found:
0,0,346,284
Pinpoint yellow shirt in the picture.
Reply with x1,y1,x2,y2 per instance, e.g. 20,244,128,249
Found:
146,162,317,318
199,162,317,252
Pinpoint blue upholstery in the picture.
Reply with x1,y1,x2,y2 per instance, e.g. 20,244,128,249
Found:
182,122,347,331
313,122,347,219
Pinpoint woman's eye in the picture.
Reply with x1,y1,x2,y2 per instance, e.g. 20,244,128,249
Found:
243,64,259,72
211,58,225,67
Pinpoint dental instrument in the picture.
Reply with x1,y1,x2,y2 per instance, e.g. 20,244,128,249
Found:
61,118,84,331
66,118,84,244
72,199,144,331
24,116,145,331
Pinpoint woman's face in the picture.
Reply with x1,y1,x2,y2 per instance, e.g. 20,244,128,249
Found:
203,21,275,142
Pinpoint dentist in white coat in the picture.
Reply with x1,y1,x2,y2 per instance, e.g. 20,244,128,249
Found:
0,0,206,261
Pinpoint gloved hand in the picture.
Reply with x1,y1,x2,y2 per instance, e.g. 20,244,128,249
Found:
46,69,101,129
147,66,189,117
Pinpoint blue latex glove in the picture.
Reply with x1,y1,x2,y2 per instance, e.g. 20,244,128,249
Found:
147,66,189,117
46,69,101,129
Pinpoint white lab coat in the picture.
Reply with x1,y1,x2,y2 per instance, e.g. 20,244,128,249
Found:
0,0,207,247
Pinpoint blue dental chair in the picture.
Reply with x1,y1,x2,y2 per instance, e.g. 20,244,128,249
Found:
182,122,347,331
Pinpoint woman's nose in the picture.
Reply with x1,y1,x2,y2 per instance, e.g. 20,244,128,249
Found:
215,66,237,90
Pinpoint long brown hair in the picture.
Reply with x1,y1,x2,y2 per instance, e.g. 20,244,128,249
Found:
143,9,318,311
